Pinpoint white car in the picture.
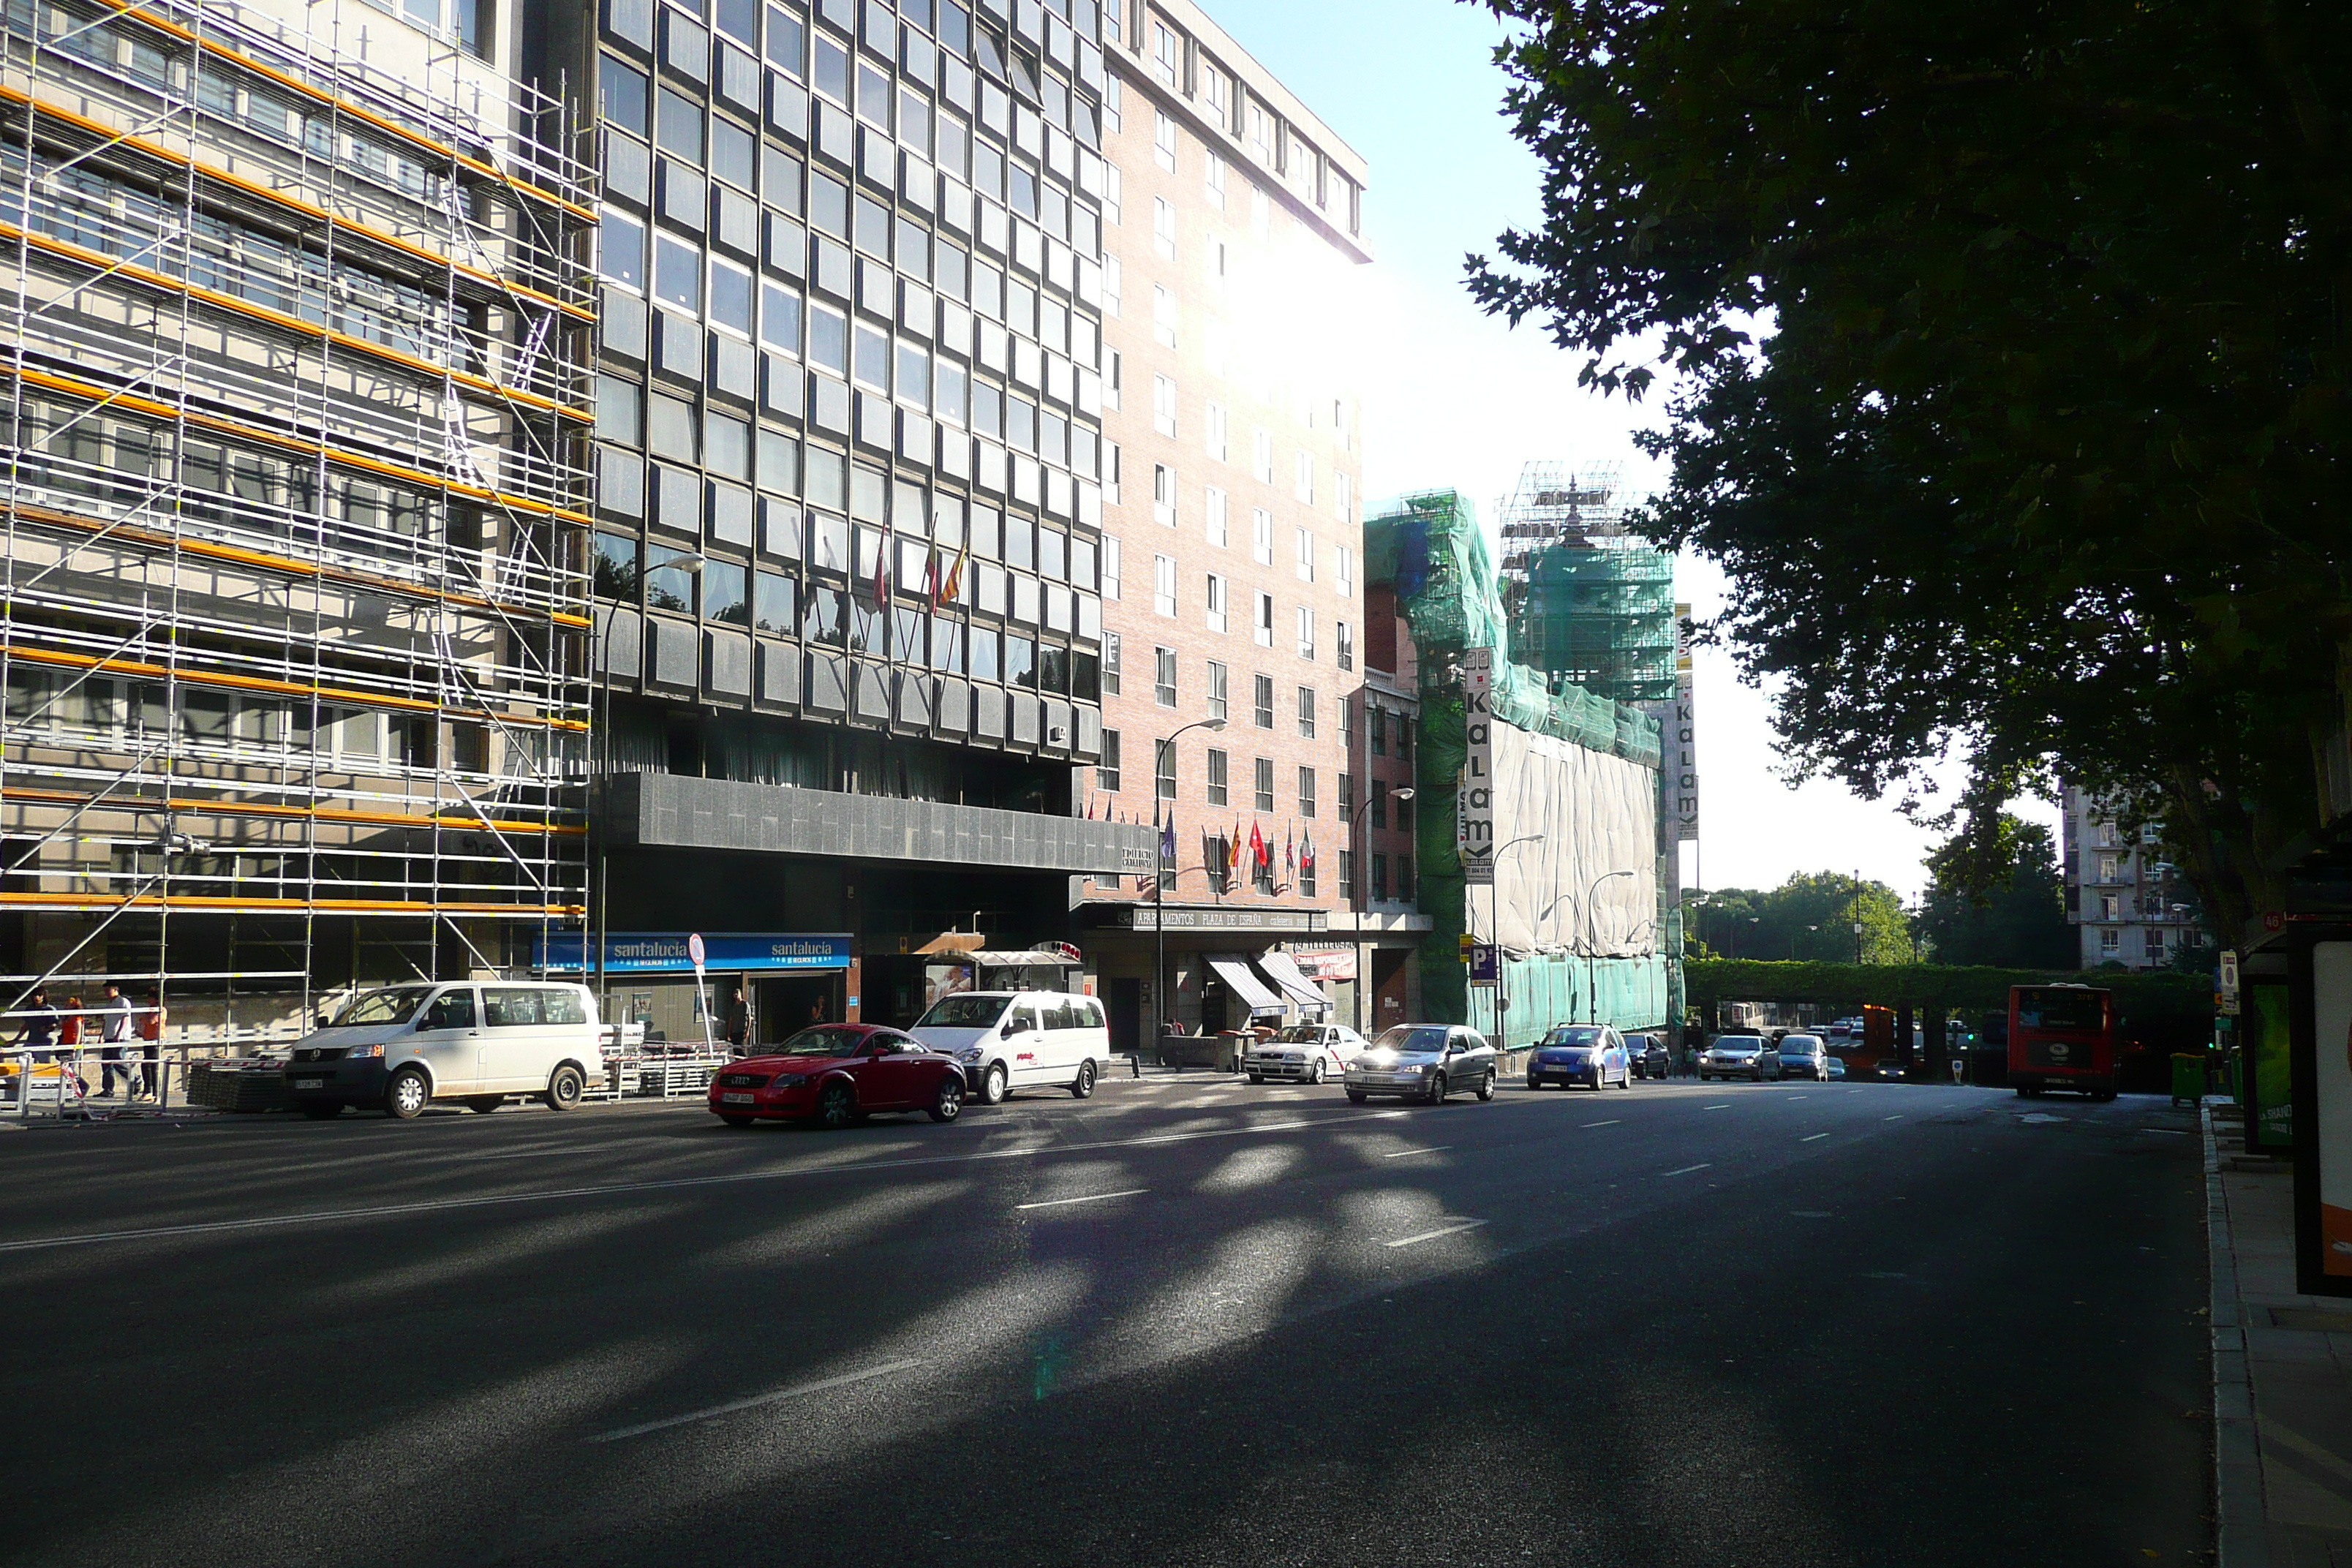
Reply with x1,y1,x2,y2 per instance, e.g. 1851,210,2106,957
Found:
1243,1022,1367,1085
908,990,1112,1104
282,981,603,1120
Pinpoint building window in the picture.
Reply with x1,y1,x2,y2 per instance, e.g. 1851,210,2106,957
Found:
1104,630,1122,694
1104,252,1123,314
1154,645,1177,707
1254,756,1275,813
1371,707,1389,756
1372,853,1389,902
1153,374,1177,438
2097,821,2117,846
1155,740,1177,801
1206,485,1229,547
1104,347,1123,410
1295,527,1315,582
1205,573,1229,633
2147,928,2168,960
2098,894,2119,920
2100,927,2120,955
1398,717,1414,764
1205,402,1228,462
1153,285,1177,350
1295,451,1315,505
1153,108,1177,172
1336,544,1354,598
1397,855,1414,900
1153,554,1177,617
1253,429,1273,483
1298,766,1317,818
1152,20,1180,86
1098,731,1122,792
1205,151,1226,208
2097,853,2119,883
1254,590,1275,647
1153,462,1177,527
1207,660,1229,722
1207,747,1229,807
1338,772,1355,821
1254,673,1275,729
1296,606,1315,660
1335,471,1352,524
1371,779,1388,830
1252,508,1274,565
1339,849,1356,900
1297,686,1316,739
1153,197,1177,260
1102,536,1123,600
1337,620,1354,672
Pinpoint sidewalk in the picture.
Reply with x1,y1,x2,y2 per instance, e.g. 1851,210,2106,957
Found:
2208,1098,2352,1566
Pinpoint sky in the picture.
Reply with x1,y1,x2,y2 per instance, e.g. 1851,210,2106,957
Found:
1201,0,2059,901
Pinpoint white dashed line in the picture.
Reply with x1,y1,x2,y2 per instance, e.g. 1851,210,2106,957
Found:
1384,1218,1489,1248
1882,1115,1904,1123
1382,1146,1450,1158
1801,1133,1829,1142
1581,1120,1621,1128
1703,1104,1731,1111
588,1359,924,1443
1663,1163,1713,1177
1016,1188,1149,1211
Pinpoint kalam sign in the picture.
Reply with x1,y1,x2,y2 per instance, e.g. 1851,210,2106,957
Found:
1458,647,1496,886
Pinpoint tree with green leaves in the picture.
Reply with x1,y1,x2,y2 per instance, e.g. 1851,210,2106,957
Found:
1466,0,2350,943
1918,815,2076,968
1689,874,1913,965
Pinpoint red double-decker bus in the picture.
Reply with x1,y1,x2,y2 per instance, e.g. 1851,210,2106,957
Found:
2008,984,2117,1100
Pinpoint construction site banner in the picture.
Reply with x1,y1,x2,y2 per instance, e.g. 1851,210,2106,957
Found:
1673,603,1699,841
1489,718,1659,955
1460,647,1495,886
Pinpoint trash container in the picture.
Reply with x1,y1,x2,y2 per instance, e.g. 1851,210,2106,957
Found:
2171,1052,2205,1109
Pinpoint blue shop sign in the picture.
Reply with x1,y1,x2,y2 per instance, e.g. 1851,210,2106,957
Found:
536,932,852,973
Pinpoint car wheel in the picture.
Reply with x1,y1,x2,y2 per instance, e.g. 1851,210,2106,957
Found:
1309,1058,1327,1085
1347,1090,1368,1104
1475,1071,1496,1102
1248,1073,1264,1084
299,1101,342,1120
815,1079,859,1130
927,1074,965,1123
465,1095,503,1114
719,1113,756,1128
1071,1060,1097,1099
979,1062,1009,1106
1428,1072,1448,1105
543,1064,584,1112
384,1066,429,1120
1526,1076,1542,1090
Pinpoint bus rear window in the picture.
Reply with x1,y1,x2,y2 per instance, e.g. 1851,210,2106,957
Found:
2017,991,2103,1031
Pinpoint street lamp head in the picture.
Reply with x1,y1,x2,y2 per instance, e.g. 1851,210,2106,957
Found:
1395,788,1417,802
1203,717,1228,731
676,554,707,575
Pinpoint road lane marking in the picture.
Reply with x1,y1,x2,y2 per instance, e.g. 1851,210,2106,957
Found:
1580,1120,1621,1128
588,1359,924,1443
1015,1188,1148,1210
1883,1115,1904,1122
1703,1104,1731,1110
1384,1218,1488,1248
1663,1163,1713,1177
1784,1096,1809,1101
1382,1146,1450,1158
1801,1133,1829,1142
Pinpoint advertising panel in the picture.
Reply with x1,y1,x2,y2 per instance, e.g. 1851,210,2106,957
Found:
2304,942,2352,1288
1460,647,1495,886
1673,602,1698,842
2250,978,2293,1152
537,932,852,973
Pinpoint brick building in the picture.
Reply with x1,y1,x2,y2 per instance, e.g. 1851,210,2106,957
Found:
1075,0,1389,1053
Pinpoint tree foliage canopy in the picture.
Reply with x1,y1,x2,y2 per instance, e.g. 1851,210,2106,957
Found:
1918,814,2076,968
1687,872,1913,965
1467,0,2351,940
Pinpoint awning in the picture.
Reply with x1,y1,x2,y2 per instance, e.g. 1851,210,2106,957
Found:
959,951,1083,967
1205,954,1286,1014
1256,951,1331,1012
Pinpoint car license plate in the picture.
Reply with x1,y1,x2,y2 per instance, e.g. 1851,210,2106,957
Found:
721,1091,754,1104
295,1079,323,1090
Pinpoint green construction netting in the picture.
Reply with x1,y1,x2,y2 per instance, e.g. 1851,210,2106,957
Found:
1460,954,1676,1049
1507,541,1678,706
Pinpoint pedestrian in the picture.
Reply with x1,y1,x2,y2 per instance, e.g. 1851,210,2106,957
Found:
59,996,83,1052
98,982,134,1097
723,987,749,1055
138,990,166,1099
13,987,60,1056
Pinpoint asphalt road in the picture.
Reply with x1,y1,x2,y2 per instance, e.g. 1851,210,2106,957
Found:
0,1074,2209,1567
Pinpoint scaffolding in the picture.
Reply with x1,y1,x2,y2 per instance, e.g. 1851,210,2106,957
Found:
1496,461,1677,707
0,0,598,1048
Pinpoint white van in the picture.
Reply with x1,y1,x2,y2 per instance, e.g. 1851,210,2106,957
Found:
908,990,1111,1105
283,981,603,1120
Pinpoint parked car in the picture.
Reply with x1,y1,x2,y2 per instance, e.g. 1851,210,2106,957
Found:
908,990,1111,1104
1825,1054,1849,1080
709,1024,965,1129
1625,1033,1672,1079
1775,1034,1831,1081
1527,1024,1631,1091
284,981,602,1120
1244,1022,1366,1084
1878,1056,1910,1082
1343,1024,1498,1105
1699,1037,1775,1082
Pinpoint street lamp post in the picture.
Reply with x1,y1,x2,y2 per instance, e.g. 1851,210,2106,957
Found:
1492,832,1547,1048
1150,717,1227,1071
1348,785,1415,1036
1578,868,1637,1023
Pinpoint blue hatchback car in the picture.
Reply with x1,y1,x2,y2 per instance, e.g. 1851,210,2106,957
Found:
1527,1025,1632,1091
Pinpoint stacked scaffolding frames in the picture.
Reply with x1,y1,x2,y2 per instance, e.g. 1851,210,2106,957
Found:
0,0,598,1040
1496,461,1676,708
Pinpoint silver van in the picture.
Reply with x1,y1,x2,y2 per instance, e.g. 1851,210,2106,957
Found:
908,990,1111,1105
284,981,603,1120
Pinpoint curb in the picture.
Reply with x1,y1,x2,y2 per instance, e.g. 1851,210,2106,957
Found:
2205,1097,2268,1567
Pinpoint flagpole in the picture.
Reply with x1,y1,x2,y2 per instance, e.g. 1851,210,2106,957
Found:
1153,717,1226,1070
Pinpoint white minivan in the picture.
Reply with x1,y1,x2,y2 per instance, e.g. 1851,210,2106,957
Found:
908,990,1111,1105
283,981,603,1120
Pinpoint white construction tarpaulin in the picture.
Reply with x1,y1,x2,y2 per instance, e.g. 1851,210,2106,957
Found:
1478,719,1659,956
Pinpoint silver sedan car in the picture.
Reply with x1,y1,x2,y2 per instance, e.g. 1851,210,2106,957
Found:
1243,1022,1366,1085
1698,1037,1774,1081
1343,1024,1499,1105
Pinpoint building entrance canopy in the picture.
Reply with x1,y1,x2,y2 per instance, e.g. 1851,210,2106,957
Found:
538,932,851,973
1205,954,1286,1014
1256,951,1332,1013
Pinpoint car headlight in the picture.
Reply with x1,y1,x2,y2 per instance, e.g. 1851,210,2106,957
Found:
769,1072,807,1088
343,1041,383,1060
957,1048,982,1061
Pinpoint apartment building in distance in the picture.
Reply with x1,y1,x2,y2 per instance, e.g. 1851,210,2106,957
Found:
2062,784,2194,970
0,0,597,1035
1076,0,1394,1053
529,0,1154,1039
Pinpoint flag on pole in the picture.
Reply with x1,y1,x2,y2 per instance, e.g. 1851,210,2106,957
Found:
938,538,972,606
1160,807,1176,865
921,544,941,605
1249,819,1267,870
871,532,891,608
1284,823,1296,878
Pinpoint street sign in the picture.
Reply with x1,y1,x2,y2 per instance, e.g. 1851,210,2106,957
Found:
2219,949,2241,1015
1469,942,1498,985
687,932,707,970
1458,932,1474,960
687,932,714,1052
